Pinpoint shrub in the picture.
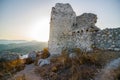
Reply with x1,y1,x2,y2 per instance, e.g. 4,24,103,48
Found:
34,48,50,66
0,59,25,80
41,48,50,59
25,58,34,64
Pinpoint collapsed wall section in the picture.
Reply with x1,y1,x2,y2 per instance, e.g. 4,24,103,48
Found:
73,13,99,51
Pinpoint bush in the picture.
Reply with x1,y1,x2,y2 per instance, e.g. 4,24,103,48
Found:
41,48,50,59
25,58,34,64
34,48,50,66
0,59,25,80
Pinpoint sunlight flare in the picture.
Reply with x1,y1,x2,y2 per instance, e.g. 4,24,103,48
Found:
27,18,50,42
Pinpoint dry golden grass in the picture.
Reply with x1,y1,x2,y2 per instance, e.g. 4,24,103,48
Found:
41,48,50,59
35,48,120,80
34,48,50,65
0,59,25,80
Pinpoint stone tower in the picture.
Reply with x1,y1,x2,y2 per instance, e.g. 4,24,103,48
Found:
48,3,76,54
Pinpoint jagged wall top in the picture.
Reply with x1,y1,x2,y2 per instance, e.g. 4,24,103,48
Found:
53,3,74,14
77,13,97,26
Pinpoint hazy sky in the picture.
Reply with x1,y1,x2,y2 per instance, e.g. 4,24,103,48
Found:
0,0,120,41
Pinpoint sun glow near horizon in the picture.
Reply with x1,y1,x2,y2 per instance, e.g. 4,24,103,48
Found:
27,18,50,42
0,0,120,42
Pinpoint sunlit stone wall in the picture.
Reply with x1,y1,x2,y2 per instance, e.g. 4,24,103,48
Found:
48,3,76,54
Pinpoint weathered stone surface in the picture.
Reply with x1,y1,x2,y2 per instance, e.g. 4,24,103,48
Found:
48,3,120,55
38,58,50,67
73,13,99,51
48,3,99,54
93,28,120,51
48,3,76,54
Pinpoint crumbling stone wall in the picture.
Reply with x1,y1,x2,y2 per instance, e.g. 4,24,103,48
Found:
93,28,120,51
73,13,99,51
48,3,99,54
48,3,120,55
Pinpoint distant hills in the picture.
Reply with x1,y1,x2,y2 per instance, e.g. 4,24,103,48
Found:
0,40,48,55
0,39,28,44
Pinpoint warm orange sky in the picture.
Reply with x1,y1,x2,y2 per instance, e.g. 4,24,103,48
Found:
0,0,120,42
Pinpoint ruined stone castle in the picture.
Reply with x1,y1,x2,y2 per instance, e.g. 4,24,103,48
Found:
48,3,120,54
